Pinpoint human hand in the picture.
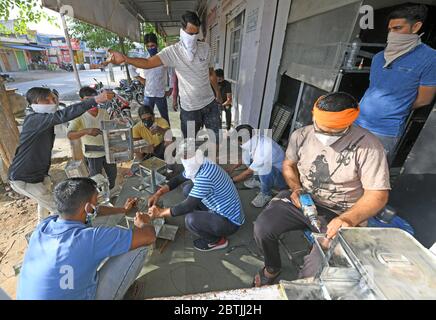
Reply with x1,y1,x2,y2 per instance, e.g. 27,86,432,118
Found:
106,50,127,65
172,102,178,112
148,206,162,220
165,89,173,97
148,194,160,208
290,189,303,209
86,128,102,137
124,197,138,212
326,217,353,240
134,212,151,228
95,90,115,104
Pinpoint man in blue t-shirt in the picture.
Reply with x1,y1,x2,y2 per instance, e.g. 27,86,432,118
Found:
17,178,156,300
147,140,245,252
355,4,436,163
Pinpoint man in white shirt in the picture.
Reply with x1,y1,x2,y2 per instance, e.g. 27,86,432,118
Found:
130,33,173,125
228,125,288,208
105,11,223,144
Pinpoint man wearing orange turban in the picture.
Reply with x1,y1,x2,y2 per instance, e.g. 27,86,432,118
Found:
252,92,391,287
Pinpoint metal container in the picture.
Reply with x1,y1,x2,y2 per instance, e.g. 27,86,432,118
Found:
303,228,436,300
64,159,89,178
337,228,436,300
101,120,134,164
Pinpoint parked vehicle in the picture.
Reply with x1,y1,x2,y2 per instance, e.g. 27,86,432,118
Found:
0,73,15,82
59,62,74,72
90,79,134,126
114,79,144,105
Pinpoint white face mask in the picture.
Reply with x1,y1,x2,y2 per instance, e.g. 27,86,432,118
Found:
181,151,204,181
30,104,58,114
384,32,422,68
315,133,342,147
180,28,199,62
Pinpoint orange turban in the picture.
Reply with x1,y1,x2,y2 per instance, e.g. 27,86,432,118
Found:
312,96,360,129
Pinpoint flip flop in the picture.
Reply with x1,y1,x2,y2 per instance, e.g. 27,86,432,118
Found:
252,267,281,288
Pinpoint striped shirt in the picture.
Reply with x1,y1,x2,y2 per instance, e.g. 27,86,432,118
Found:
186,160,245,226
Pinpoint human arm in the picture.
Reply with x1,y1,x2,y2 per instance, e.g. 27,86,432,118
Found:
147,173,188,207
172,73,179,110
136,75,146,86
67,128,102,140
326,190,389,239
282,159,303,208
96,198,138,217
41,91,113,129
223,93,233,107
232,168,254,183
130,212,157,250
210,68,223,104
105,50,163,69
148,195,203,219
412,86,436,109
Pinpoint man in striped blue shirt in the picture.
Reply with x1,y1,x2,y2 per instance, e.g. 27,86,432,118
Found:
147,142,245,251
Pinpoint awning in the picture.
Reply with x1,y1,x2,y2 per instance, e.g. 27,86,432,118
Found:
42,0,142,42
2,44,47,51
42,0,203,40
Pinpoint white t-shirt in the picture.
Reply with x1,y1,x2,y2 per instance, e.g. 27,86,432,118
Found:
158,41,215,111
130,64,171,98
242,135,285,176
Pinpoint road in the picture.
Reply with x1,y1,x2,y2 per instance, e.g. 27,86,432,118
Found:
6,67,128,101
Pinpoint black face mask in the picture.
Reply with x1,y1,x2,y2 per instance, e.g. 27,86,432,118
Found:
143,118,154,128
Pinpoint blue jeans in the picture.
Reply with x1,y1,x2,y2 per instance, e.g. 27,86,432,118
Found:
258,167,288,196
374,134,400,165
144,96,170,125
95,247,148,300
180,100,222,144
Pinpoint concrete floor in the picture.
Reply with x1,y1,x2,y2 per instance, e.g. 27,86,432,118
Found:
123,176,311,299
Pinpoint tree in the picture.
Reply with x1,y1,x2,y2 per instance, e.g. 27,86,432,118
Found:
0,0,57,35
68,18,135,52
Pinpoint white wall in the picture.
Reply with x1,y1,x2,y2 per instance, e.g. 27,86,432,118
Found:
207,0,291,129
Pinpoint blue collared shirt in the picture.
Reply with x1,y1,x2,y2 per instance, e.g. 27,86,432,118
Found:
17,216,132,300
356,44,436,137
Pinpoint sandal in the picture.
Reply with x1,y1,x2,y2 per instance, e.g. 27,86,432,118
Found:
252,267,281,288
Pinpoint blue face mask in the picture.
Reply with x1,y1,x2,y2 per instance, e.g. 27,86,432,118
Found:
147,47,158,56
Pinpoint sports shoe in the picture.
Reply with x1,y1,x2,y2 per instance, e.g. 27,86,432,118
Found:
193,237,229,252
251,192,272,208
244,177,261,189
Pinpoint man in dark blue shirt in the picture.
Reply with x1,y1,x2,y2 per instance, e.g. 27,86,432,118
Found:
355,4,436,163
8,87,114,222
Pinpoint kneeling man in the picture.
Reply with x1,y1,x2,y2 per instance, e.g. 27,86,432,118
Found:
253,92,390,287
148,140,245,252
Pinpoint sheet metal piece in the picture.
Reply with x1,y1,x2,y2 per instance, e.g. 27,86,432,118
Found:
338,228,436,300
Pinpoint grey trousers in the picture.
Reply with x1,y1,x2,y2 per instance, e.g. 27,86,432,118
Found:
95,247,148,300
253,190,336,278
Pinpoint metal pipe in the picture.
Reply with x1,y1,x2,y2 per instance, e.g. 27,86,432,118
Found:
57,0,82,89
290,82,305,134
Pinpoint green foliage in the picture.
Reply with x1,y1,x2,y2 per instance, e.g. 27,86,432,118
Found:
0,0,57,35
68,17,135,52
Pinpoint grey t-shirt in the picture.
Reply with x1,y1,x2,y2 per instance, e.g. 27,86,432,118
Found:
158,41,215,111
286,125,391,215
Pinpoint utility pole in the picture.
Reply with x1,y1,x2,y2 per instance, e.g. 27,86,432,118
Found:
119,37,132,83
58,1,82,89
